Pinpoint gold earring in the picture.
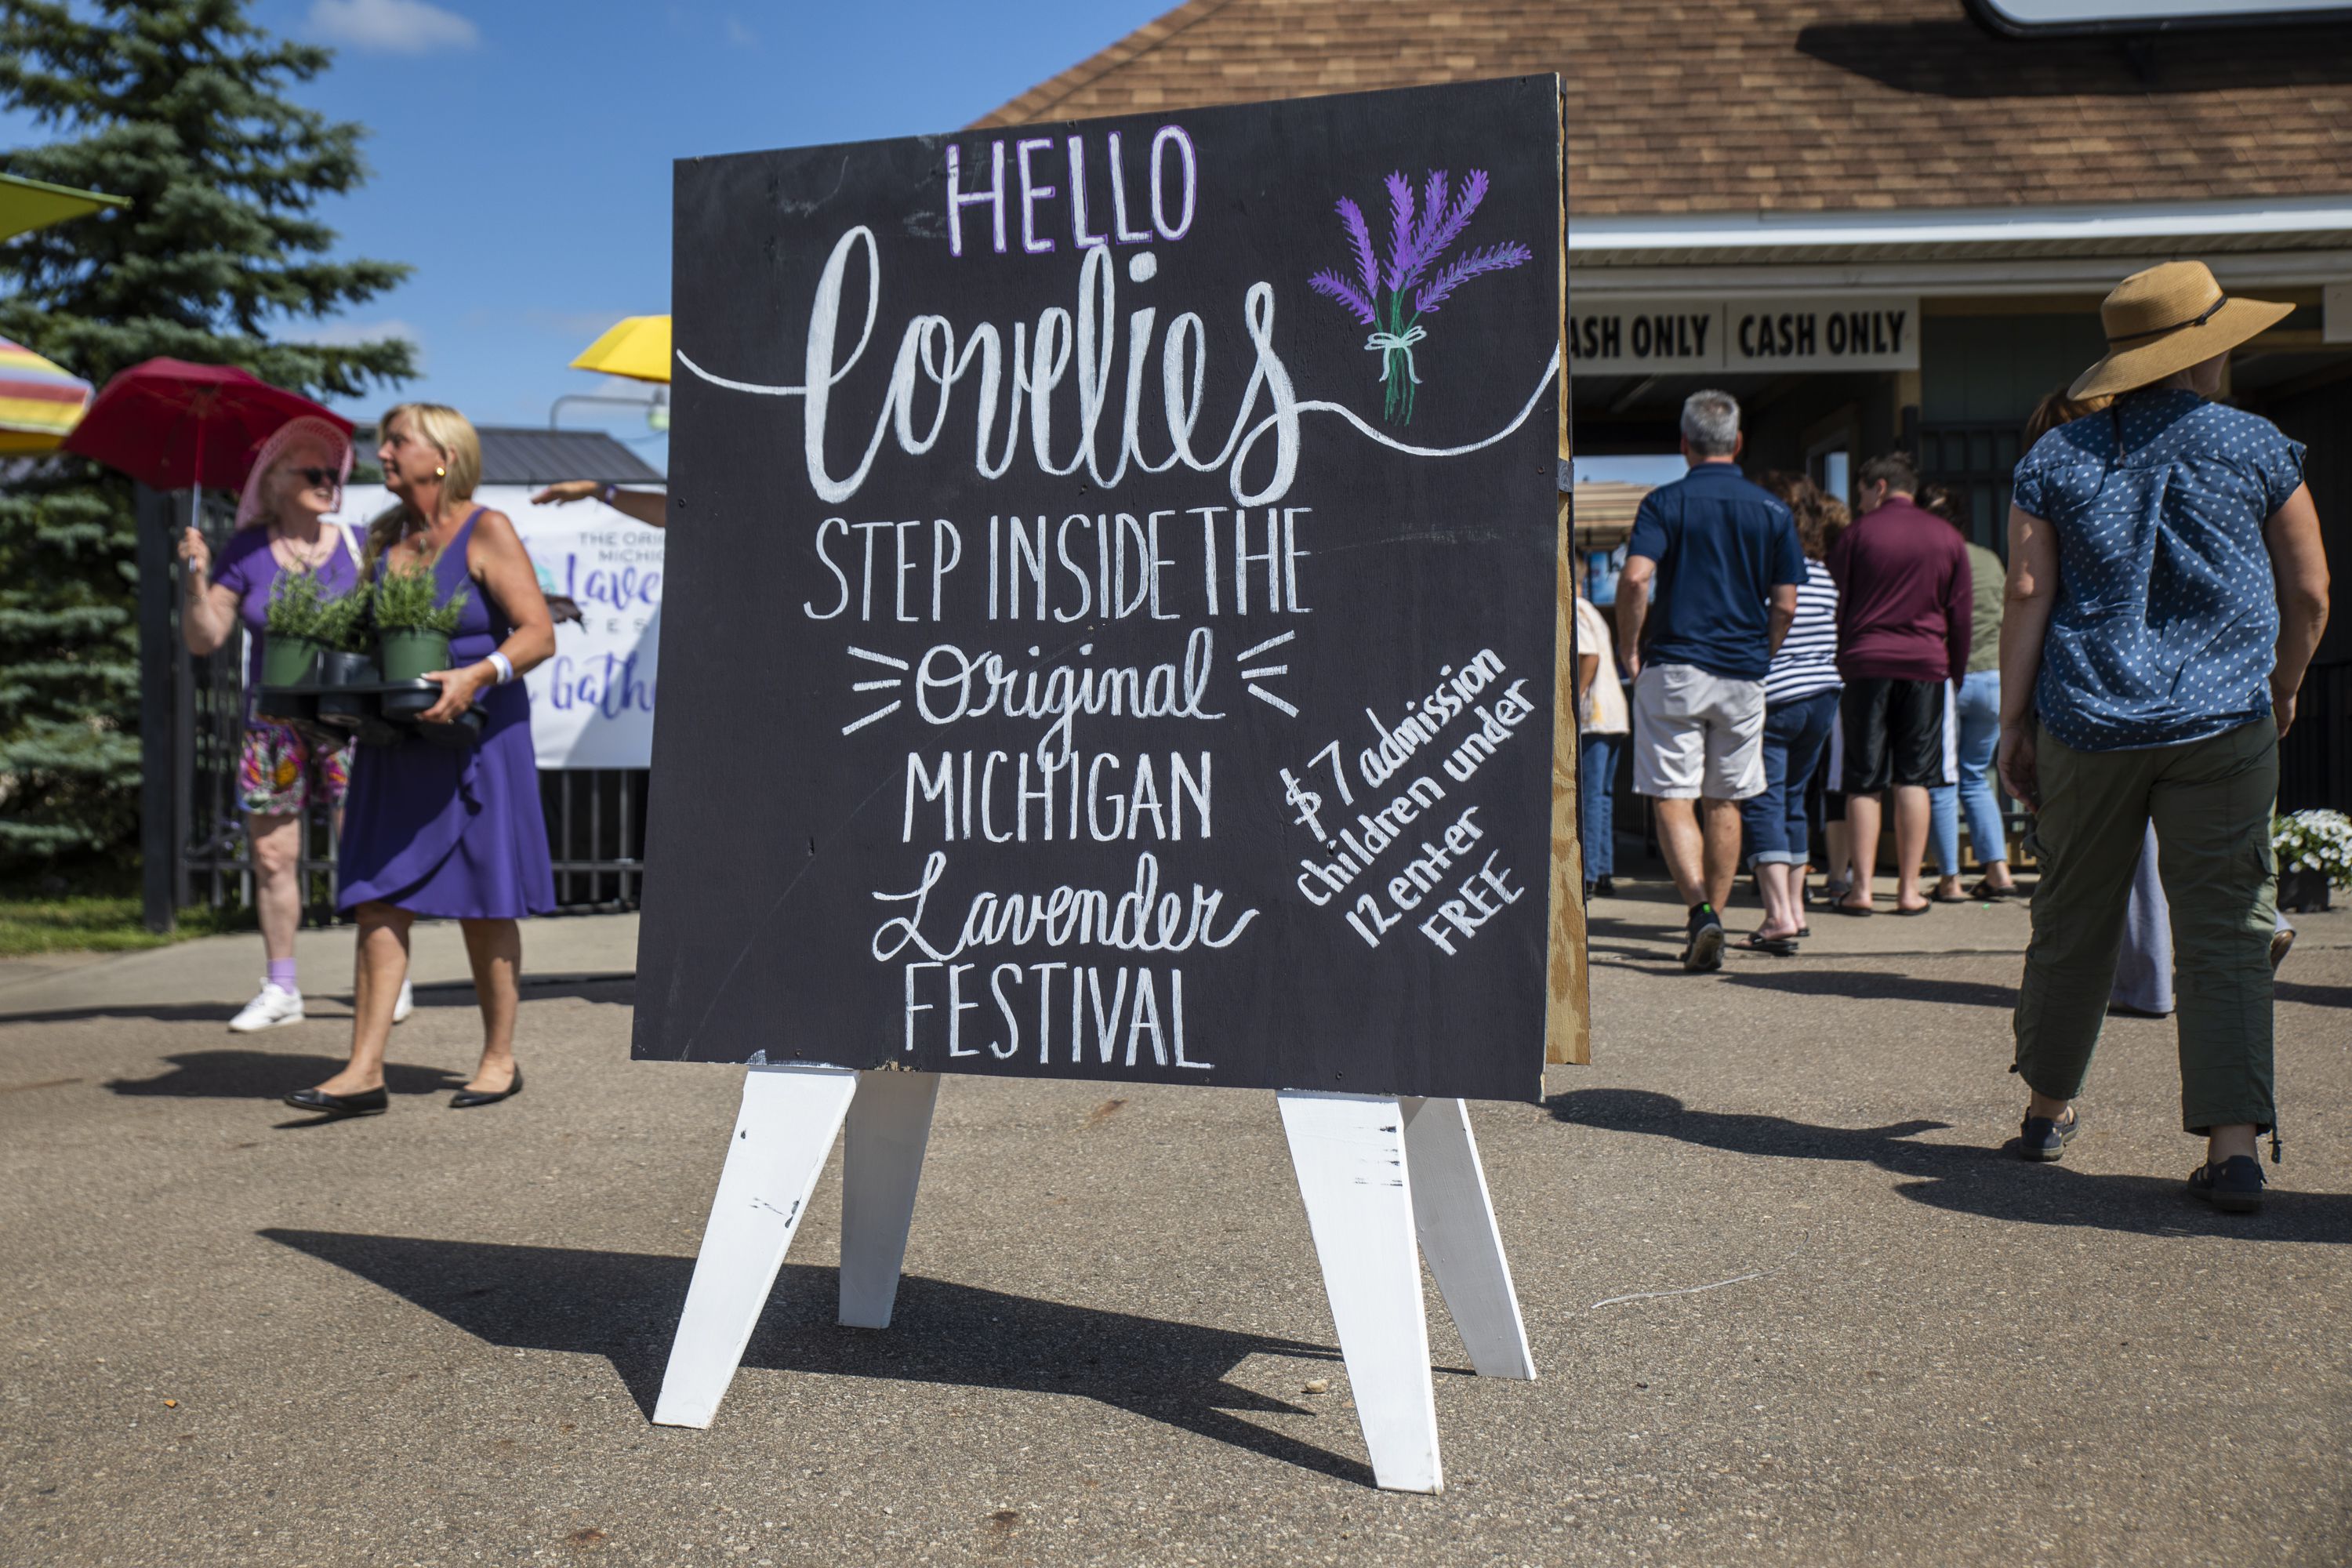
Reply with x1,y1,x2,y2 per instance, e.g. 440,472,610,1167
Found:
434,466,445,478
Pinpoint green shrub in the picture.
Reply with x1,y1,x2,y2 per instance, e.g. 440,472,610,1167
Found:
372,547,467,637
314,586,372,653
264,568,331,641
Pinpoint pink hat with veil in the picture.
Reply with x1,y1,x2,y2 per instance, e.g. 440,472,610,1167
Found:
234,415,353,529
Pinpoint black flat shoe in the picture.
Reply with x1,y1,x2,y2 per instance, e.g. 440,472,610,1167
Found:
450,1065,522,1109
282,1085,387,1118
2018,1106,2079,1162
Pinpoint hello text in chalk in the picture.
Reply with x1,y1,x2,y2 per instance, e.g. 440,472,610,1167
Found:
946,126,1196,258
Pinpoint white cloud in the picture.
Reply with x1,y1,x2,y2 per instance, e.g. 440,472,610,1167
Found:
722,15,760,48
307,0,479,54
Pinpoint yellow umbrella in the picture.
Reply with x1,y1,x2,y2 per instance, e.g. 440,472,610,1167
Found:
0,334,93,453
0,171,129,244
570,314,672,384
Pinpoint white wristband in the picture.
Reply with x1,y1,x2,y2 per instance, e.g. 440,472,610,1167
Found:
486,652,514,684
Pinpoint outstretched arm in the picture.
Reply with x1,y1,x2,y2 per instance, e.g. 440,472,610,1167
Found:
531,480,667,529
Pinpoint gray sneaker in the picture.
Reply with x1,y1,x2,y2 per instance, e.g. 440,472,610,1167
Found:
1682,905,1725,973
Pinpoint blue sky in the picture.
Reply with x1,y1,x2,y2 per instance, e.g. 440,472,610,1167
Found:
9,0,1185,472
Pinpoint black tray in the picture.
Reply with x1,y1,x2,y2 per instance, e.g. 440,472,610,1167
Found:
257,677,486,749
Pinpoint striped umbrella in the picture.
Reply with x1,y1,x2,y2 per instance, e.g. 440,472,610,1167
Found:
0,335,93,453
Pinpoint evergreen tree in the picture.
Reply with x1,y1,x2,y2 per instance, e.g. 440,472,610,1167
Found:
0,0,414,863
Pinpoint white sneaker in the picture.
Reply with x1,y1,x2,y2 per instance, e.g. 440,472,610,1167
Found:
391,978,415,1024
228,982,303,1033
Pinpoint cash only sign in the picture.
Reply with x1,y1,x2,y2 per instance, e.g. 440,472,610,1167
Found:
636,77,1570,1105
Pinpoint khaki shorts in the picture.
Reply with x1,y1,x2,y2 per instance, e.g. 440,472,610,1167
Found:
1630,662,1768,800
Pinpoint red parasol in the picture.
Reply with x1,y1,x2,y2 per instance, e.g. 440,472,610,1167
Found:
62,358,354,494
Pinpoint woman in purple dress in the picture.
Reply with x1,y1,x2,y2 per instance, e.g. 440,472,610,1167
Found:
180,416,416,1033
287,403,557,1120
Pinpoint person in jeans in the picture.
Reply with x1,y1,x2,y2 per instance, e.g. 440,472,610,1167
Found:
1918,485,2017,902
1739,474,1843,952
1617,390,1804,972
1573,564,1629,898
1827,453,1972,916
2001,260,2329,1214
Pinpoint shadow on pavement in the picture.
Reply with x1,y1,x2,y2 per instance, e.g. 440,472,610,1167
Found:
0,975,630,1028
107,1050,464,1099
257,1230,1367,1486
1548,1089,2352,1244
2278,981,2352,1011
1716,969,2020,1010
0,1000,245,1026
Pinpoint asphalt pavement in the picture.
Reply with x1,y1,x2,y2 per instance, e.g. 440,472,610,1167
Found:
2,883,2346,1566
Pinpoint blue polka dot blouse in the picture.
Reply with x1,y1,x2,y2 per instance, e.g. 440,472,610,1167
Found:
2011,388,2305,753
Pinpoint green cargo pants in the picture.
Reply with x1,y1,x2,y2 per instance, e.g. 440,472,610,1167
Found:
2013,717,2278,1135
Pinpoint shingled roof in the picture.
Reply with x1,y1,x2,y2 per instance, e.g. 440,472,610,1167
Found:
976,0,2352,218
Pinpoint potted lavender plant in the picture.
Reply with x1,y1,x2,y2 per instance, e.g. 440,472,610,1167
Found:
259,568,329,689
373,549,467,721
311,586,382,730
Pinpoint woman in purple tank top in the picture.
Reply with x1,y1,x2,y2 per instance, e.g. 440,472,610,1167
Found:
286,403,558,1121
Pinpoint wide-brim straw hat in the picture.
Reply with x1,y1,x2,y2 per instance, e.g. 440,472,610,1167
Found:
234,414,354,529
2068,260,2292,401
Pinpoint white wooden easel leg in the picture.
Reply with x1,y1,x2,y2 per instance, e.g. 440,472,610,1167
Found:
652,1065,859,1428
837,1069,939,1329
1400,1097,1536,1381
1278,1090,1442,1494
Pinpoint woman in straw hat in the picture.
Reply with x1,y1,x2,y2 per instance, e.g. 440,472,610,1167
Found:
1997,261,2329,1214
177,415,413,1035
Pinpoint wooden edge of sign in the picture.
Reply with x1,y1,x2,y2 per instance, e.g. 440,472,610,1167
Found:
1543,87,1592,1073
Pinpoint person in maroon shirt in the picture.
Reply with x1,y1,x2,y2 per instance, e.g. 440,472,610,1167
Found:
1825,453,1973,916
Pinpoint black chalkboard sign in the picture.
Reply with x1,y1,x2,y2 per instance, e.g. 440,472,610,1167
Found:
636,78,1565,1103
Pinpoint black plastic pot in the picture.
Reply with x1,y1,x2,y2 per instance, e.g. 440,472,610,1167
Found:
414,708,487,750
315,651,381,724
379,676,440,722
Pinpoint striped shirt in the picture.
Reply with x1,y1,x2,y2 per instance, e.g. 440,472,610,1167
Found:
1763,558,1842,706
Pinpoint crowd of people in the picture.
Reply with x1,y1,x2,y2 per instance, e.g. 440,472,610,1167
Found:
1576,259,2330,1214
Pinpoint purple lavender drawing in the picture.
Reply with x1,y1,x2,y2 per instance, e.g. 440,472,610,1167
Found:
1308,169,1532,424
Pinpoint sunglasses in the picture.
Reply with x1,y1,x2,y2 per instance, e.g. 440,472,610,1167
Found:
291,466,342,488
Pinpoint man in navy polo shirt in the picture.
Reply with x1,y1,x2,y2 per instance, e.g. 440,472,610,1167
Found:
1617,390,1805,971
